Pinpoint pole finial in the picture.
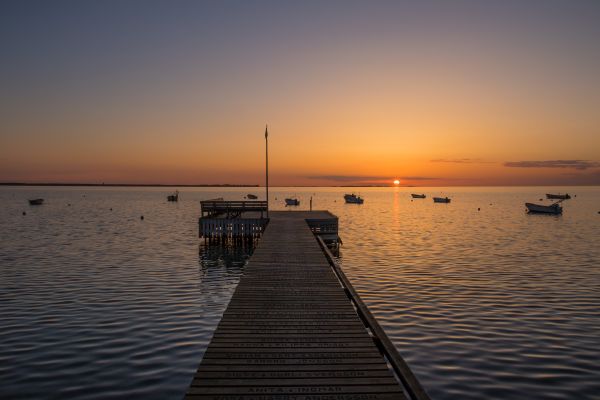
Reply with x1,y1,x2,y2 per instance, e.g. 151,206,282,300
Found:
265,124,268,138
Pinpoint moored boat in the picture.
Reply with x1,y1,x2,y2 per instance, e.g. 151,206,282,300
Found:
344,193,364,204
411,194,426,199
167,190,179,202
285,198,300,206
433,197,451,203
247,194,258,199
28,198,44,205
526,201,562,214
546,193,570,200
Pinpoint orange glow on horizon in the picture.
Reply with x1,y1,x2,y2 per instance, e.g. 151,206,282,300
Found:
1,4,599,186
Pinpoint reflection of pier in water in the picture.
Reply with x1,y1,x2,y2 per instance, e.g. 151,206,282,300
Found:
198,239,255,281
195,239,257,345
188,210,429,399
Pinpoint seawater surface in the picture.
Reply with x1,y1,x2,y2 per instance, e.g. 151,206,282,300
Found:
0,186,599,399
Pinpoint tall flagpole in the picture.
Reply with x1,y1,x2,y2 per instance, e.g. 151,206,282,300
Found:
265,124,269,218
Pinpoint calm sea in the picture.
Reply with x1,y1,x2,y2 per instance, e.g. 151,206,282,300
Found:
1,186,599,399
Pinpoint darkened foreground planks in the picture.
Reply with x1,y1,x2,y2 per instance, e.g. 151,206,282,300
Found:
186,212,409,400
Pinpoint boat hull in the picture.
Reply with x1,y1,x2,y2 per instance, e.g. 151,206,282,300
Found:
28,199,44,205
285,199,300,206
411,194,426,198
344,194,364,204
526,202,562,214
546,193,570,200
433,197,451,203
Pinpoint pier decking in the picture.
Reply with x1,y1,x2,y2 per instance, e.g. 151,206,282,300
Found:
187,211,427,399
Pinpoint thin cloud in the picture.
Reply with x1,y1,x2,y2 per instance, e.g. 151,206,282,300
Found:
430,158,490,164
504,160,600,170
307,175,390,182
399,176,440,181
307,175,441,182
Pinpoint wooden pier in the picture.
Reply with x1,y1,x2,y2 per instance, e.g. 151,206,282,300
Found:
187,211,429,400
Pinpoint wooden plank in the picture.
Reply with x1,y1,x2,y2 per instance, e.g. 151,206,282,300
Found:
211,329,370,334
190,377,400,386
193,370,394,379
210,336,374,342
208,342,377,348
187,385,404,395
186,394,403,400
197,357,387,366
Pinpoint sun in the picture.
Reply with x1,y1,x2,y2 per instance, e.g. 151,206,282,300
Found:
393,179,400,185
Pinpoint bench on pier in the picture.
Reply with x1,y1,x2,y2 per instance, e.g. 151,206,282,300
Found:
200,200,267,218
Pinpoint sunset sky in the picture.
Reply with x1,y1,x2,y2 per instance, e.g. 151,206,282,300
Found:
1,1,599,186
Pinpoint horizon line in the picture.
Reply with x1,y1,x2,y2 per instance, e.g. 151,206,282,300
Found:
1,182,598,188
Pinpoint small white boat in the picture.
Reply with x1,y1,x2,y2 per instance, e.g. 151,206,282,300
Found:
433,197,451,203
285,198,300,206
411,194,426,199
526,202,562,214
344,194,364,204
546,193,570,200
28,198,44,205
247,194,258,199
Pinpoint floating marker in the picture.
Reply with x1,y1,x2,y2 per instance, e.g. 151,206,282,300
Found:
140,215,144,220
22,211,26,215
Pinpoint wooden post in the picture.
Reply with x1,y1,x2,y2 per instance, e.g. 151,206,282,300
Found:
265,125,269,218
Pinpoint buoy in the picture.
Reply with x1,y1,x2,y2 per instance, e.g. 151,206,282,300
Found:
110,208,112,211
22,211,26,215
68,203,71,206
478,208,480,211
539,198,543,201
140,215,144,220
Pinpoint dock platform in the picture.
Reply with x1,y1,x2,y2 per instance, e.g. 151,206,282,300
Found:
199,201,339,243
187,211,428,400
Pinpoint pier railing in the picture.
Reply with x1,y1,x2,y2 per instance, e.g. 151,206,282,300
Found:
200,200,267,218
316,235,431,400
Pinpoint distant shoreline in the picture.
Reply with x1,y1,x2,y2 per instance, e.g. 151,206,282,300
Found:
0,183,260,188
1,182,597,188
0,182,392,188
